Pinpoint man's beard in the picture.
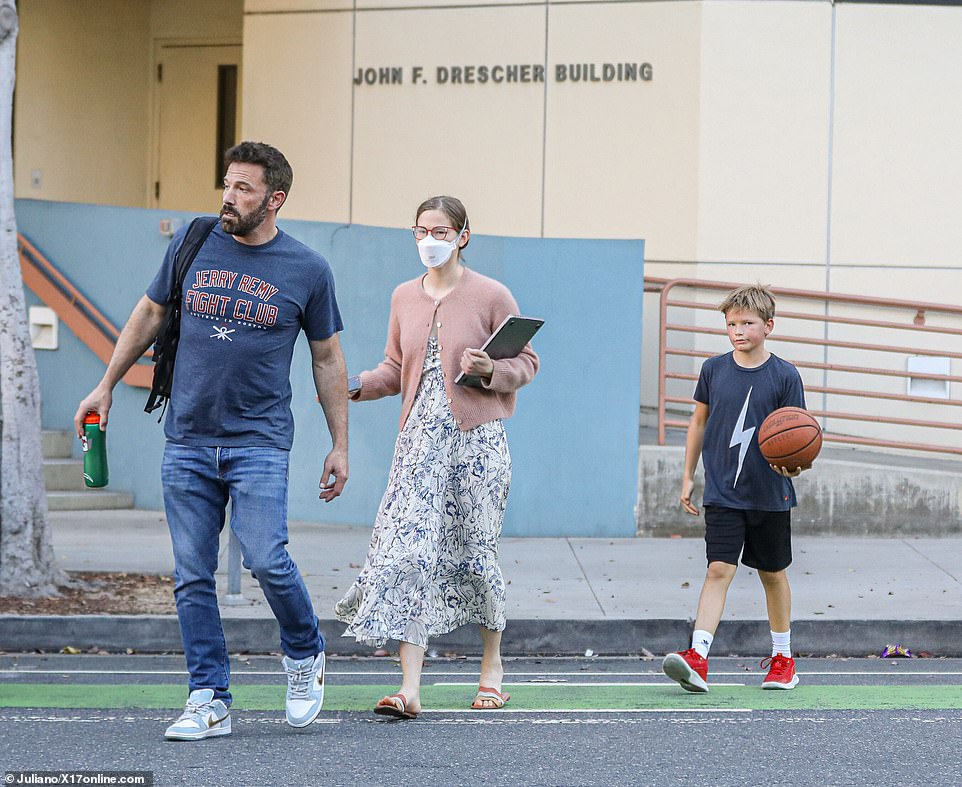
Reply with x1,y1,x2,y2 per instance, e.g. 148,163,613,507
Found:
220,193,271,236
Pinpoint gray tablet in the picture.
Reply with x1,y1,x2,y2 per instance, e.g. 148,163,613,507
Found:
455,315,544,388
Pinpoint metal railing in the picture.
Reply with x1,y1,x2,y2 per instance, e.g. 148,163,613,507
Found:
18,233,153,388
650,277,962,457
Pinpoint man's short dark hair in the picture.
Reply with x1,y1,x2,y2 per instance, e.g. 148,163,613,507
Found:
224,141,293,198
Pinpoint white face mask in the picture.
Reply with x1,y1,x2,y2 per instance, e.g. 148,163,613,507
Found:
417,222,466,268
417,235,457,268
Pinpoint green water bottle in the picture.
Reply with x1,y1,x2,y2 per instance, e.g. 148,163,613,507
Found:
81,411,109,488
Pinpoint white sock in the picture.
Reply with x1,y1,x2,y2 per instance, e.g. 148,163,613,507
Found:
691,629,713,659
771,629,792,657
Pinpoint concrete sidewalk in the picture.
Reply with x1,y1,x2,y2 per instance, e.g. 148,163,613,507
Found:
2,509,960,657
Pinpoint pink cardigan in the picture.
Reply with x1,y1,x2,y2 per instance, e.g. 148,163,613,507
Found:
354,267,539,431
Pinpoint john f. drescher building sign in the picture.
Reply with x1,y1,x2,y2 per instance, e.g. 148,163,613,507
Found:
354,62,654,86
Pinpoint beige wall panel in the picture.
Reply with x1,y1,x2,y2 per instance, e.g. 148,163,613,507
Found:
542,3,700,259
153,0,244,38
831,5,962,267
245,1,497,14
695,1,832,264
359,0,499,6
691,262,824,292
247,0,350,12
14,0,151,205
241,12,354,222
644,261,697,281
350,7,546,234
829,267,962,317
356,0,496,7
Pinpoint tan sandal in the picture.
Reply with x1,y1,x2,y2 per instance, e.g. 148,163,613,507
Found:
374,693,418,719
471,686,510,710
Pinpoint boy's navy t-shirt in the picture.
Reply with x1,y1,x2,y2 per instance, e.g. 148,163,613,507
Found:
694,352,805,511
146,224,343,450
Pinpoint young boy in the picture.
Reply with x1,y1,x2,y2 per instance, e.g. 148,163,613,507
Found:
662,285,808,692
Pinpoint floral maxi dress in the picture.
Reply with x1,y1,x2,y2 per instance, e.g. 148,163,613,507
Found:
335,337,511,649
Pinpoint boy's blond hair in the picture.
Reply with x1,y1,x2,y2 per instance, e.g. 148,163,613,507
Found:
718,284,776,322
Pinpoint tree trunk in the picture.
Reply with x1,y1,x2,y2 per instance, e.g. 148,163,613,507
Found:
0,0,63,596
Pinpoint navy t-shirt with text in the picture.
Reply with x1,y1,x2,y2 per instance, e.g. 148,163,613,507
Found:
694,352,805,511
146,224,342,450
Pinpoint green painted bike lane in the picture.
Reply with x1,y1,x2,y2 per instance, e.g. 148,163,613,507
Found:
2,684,960,711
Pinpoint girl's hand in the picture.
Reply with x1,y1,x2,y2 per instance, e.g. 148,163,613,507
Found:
461,348,494,380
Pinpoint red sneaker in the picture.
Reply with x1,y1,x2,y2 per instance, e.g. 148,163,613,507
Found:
761,654,799,689
662,648,709,693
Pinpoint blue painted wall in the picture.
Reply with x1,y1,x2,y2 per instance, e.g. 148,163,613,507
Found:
17,200,644,536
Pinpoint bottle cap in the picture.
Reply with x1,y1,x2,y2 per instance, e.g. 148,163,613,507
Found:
83,412,101,425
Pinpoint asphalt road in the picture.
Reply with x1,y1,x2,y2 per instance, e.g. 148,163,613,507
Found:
1,655,960,786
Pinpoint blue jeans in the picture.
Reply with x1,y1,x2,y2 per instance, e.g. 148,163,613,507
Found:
162,443,324,704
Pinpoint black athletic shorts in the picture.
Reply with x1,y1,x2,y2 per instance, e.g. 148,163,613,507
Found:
704,505,792,572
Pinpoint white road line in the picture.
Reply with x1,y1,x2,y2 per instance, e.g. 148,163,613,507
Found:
0,670,191,675
0,715,342,724
743,671,962,677
2,712,961,726
2,669,959,677
432,681,746,687
0,711,751,723
416,708,753,714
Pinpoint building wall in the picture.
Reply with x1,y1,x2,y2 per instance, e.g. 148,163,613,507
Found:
241,5,354,224
18,199,645,537
241,1,962,437
14,0,243,206
14,0,151,205
13,0,962,449
693,1,832,267
16,0,962,271
242,0,703,256
258,0,962,276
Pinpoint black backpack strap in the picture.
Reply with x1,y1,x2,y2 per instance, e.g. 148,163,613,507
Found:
144,216,219,415
173,216,219,296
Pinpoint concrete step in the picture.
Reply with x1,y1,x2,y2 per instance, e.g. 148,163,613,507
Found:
44,458,85,491
42,429,135,511
42,429,74,460
46,490,135,511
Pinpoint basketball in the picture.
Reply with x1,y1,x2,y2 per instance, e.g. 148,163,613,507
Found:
757,407,822,471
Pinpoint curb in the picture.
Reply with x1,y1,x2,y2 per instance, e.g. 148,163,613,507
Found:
3,616,961,658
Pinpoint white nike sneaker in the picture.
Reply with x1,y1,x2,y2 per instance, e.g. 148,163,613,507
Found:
283,652,326,727
164,689,231,741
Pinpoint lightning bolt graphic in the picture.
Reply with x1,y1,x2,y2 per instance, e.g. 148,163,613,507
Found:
729,386,755,487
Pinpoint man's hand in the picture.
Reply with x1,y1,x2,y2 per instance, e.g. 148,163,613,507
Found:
310,334,348,502
680,477,699,516
318,447,349,502
72,295,168,438
73,385,113,437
